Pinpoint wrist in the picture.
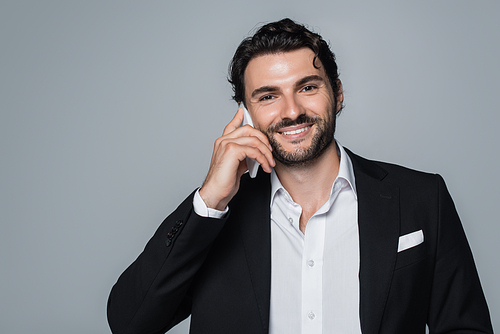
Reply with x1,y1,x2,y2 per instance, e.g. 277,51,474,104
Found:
199,186,229,211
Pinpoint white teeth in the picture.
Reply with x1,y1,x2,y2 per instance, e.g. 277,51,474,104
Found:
281,126,311,135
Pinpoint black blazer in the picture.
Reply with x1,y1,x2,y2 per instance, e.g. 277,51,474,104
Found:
108,149,493,334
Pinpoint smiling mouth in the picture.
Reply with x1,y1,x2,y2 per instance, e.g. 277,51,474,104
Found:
279,125,311,136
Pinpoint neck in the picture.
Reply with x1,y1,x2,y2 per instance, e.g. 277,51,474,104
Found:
274,142,340,232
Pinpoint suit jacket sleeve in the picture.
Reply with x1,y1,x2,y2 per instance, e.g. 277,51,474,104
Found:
427,175,493,333
107,190,228,334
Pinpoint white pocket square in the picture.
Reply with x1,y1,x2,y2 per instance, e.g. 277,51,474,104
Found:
398,230,424,252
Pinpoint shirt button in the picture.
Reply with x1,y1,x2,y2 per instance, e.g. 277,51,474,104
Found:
308,311,316,320
307,260,315,267
288,217,293,224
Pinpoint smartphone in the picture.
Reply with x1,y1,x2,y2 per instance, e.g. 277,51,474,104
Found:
240,104,260,178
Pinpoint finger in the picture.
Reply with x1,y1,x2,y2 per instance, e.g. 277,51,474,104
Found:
222,123,272,151
222,107,245,136
244,137,275,169
237,159,250,177
219,136,275,169
237,145,275,173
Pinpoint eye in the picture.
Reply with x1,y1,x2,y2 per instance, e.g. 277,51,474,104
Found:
301,85,317,92
259,94,275,101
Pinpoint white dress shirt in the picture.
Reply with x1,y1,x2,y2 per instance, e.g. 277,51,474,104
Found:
193,143,361,334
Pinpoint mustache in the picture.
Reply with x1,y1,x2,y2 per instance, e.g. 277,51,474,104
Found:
266,114,318,133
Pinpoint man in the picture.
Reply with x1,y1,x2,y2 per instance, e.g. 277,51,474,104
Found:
107,19,492,334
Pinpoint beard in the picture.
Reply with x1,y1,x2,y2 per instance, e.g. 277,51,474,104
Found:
262,108,336,168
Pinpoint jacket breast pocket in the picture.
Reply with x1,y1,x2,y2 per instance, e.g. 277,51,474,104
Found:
394,242,428,270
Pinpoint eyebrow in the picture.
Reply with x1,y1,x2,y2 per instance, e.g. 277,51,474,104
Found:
250,85,280,99
250,75,326,99
295,75,325,87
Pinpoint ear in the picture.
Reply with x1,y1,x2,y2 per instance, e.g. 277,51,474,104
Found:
335,80,344,113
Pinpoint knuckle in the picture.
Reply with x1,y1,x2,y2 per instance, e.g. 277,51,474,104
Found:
215,137,228,148
225,142,238,151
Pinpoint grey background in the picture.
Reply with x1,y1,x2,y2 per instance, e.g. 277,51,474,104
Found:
1,1,498,333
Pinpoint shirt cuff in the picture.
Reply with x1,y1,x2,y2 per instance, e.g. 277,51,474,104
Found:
193,188,228,219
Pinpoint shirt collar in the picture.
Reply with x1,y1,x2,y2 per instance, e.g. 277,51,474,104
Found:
336,142,357,198
270,140,357,208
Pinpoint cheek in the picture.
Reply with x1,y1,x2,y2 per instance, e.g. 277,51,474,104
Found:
320,92,335,112
253,107,281,130
302,97,332,116
298,87,333,110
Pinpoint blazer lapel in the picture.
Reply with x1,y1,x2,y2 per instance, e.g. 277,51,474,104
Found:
235,172,272,334
346,149,400,334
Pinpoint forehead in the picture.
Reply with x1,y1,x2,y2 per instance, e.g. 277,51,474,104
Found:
244,48,326,94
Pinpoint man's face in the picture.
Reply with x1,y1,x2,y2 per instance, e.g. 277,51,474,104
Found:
244,48,342,167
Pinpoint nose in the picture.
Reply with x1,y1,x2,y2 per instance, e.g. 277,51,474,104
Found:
280,95,305,121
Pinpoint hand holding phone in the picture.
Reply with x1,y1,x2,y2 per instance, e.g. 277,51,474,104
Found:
240,105,260,178
199,106,274,210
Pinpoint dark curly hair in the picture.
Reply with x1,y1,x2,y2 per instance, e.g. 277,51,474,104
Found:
228,18,342,114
